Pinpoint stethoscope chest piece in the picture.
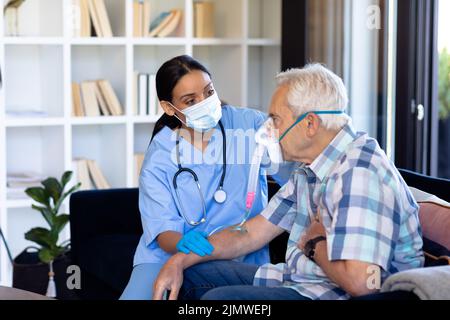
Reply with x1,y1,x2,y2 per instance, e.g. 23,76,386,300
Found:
214,188,227,204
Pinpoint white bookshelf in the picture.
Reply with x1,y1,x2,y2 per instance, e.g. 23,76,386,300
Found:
0,0,281,286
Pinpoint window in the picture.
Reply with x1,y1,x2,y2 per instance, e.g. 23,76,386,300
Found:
282,0,395,152
437,0,450,179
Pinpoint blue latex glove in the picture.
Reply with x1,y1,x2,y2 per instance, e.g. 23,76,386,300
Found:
176,230,214,257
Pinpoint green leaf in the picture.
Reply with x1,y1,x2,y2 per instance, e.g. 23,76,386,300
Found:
438,48,450,120
41,178,62,206
64,183,82,198
31,204,54,226
61,171,74,190
55,183,81,213
38,247,55,264
25,227,57,249
51,214,69,236
25,187,50,206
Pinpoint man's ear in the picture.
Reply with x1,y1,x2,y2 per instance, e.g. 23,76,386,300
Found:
160,101,175,116
306,113,320,137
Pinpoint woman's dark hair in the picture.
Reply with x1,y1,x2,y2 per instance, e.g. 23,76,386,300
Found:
150,55,211,142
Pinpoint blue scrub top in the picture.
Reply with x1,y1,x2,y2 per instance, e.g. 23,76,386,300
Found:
134,105,275,266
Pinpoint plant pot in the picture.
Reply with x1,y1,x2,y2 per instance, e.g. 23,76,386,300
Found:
12,247,79,300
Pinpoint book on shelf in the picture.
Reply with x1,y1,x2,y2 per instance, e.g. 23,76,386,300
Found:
133,0,151,37
6,171,45,200
72,82,85,117
194,2,215,38
93,0,113,37
73,159,93,190
73,158,111,190
72,0,82,37
143,0,151,37
80,81,101,117
4,6,18,36
134,153,145,187
133,0,142,37
156,9,182,37
93,82,111,116
148,9,182,38
80,0,91,37
132,71,139,116
135,72,159,116
138,73,148,116
72,80,123,117
86,159,111,189
97,80,124,116
73,0,113,37
87,0,103,37
149,74,161,116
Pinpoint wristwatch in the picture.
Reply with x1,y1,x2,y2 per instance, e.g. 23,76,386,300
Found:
304,236,326,263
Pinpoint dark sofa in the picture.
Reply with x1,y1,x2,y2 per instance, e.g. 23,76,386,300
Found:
69,169,449,300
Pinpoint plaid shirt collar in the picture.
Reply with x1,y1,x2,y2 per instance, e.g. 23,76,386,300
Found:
306,124,358,182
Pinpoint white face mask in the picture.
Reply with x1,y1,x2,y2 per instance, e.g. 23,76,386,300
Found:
170,92,222,132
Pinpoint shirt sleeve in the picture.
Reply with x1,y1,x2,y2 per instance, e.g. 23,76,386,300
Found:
325,167,398,271
260,172,298,232
139,164,185,247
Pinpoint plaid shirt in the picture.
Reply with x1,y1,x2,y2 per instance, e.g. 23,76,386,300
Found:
254,125,424,300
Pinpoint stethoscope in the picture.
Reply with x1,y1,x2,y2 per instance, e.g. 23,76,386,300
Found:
173,120,227,226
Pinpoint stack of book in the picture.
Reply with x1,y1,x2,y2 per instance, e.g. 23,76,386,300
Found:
133,1,183,38
194,1,215,38
134,153,145,187
72,79,123,117
72,0,113,37
72,158,111,190
133,72,163,116
6,172,45,200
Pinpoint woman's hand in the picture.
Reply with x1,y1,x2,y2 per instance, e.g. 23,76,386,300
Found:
153,256,184,300
176,230,214,256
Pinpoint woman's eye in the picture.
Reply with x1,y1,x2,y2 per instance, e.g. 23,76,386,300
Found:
207,89,215,96
185,99,196,106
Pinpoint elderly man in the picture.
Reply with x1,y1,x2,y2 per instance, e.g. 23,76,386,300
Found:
153,64,424,300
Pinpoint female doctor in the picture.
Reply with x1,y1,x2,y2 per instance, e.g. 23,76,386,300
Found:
120,55,284,300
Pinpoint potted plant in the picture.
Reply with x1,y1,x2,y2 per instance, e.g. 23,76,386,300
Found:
12,171,81,299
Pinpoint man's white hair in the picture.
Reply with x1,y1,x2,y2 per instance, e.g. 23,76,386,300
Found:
275,63,351,131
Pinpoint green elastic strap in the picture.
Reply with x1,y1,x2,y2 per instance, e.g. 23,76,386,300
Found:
279,111,345,142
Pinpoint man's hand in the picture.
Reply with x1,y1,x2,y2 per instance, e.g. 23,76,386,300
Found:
153,256,184,300
298,209,326,251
